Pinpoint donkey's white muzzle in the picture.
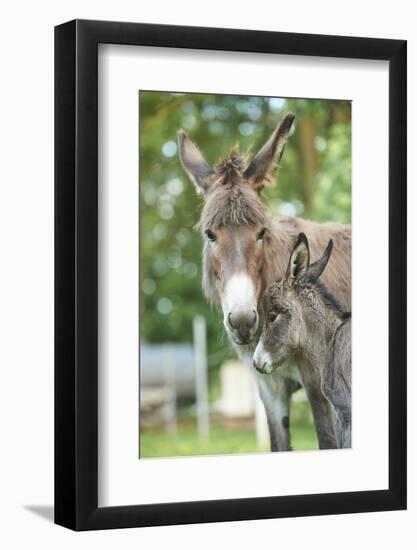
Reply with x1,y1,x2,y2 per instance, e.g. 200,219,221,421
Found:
222,273,258,345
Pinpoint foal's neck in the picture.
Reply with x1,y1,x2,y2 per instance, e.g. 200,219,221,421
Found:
299,301,345,372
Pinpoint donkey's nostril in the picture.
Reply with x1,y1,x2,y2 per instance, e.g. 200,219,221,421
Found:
253,357,267,373
228,309,258,334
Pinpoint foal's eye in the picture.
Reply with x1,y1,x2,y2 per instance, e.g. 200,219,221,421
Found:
205,229,217,243
268,311,278,323
257,227,267,241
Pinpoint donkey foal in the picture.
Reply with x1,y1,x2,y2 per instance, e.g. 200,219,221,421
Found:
253,233,352,448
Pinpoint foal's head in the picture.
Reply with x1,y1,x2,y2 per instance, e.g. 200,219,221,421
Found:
178,113,294,346
253,233,343,373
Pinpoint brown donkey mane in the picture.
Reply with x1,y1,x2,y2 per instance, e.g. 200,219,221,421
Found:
196,148,268,230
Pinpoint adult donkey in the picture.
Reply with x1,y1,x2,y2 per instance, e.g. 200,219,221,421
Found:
178,113,351,451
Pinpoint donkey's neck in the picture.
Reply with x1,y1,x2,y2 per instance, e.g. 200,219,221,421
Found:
299,303,345,373
263,217,296,286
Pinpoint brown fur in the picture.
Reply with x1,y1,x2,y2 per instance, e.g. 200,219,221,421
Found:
196,151,267,230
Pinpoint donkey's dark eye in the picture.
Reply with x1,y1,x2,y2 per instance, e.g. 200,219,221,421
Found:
257,227,267,240
205,229,217,243
268,311,278,323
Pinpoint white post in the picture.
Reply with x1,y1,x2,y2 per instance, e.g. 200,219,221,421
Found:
193,315,209,441
163,345,177,436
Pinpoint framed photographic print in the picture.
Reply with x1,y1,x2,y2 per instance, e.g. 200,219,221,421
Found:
55,19,407,530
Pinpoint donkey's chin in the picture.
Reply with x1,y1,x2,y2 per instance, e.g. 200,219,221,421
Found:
271,357,287,370
224,324,258,347
233,335,256,346
256,359,285,375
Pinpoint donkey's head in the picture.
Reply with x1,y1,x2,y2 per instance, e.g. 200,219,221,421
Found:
253,233,336,373
178,114,294,345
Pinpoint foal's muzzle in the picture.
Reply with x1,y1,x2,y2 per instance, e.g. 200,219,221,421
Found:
252,342,275,374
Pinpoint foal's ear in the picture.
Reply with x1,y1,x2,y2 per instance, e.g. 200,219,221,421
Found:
177,130,215,195
286,232,310,285
244,113,295,192
306,239,333,282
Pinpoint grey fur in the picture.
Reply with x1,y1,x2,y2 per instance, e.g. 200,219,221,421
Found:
257,233,352,448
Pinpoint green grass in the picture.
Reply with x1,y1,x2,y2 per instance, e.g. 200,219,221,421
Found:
140,400,318,458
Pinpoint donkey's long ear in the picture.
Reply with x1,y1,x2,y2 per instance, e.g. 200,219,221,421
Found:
286,232,310,285
306,239,333,282
177,130,215,195
244,113,295,192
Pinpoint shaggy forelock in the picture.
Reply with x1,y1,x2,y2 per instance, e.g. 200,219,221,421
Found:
196,148,267,230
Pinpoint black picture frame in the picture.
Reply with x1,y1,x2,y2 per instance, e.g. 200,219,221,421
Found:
55,19,407,531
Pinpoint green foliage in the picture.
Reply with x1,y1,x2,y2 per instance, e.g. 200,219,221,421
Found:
315,123,352,224
139,92,351,350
